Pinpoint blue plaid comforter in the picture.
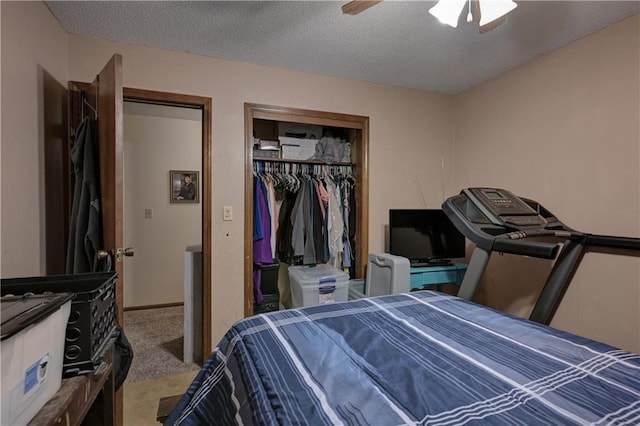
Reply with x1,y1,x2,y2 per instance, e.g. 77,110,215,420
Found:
166,291,640,425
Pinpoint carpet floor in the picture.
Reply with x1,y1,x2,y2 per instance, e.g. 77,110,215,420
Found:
124,370,197,425
124,305,200,383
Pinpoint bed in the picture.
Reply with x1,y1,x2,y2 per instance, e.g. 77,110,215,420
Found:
165,291,640,425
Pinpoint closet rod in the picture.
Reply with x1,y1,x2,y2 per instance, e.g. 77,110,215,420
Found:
254,161,352,171
254,161,353,179
252,157,352,166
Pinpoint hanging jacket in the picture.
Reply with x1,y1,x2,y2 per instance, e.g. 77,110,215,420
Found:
327,179,345,268
66,117,103,273
253,176,273,304
291,179,317,265
276,190,298,264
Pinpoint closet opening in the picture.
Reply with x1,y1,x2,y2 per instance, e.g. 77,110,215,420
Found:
244,103,369,317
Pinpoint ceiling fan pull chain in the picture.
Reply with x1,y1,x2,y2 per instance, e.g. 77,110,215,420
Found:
467,0,473,23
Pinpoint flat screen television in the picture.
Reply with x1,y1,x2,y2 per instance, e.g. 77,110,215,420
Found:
389,209,466,266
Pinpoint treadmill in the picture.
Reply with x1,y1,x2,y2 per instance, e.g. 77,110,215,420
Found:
442,187,640,325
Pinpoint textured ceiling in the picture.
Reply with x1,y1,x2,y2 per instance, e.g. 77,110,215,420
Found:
45,1,639,94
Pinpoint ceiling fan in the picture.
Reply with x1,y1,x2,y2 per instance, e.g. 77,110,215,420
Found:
341,0,518,34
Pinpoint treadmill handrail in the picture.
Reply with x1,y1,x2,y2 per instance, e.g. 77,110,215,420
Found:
492,238,561,259
585,234,640,251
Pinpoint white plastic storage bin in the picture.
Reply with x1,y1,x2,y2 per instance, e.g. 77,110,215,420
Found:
1,293,73,426
289,264,350,308
365,253,410,296
348,279,366,300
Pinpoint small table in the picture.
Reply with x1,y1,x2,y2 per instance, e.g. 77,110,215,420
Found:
410,263,468,292
29,346,115,426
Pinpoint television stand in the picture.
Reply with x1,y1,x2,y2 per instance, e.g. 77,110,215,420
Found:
410,259,453,267
410,263,468,292
428,259,453,266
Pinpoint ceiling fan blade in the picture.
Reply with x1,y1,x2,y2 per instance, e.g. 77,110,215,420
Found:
342,0,382,15
479,15,507,33
475,0,514,33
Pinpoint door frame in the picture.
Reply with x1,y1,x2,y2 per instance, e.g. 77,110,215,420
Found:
244,103,369,317
124,88,213,363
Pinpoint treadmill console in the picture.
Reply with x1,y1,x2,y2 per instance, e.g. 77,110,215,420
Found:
462,188,545,227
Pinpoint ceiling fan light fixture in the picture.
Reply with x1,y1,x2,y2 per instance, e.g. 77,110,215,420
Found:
428,0,467,28
477,0,517,26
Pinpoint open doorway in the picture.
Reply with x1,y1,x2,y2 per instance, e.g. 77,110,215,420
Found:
122,100,201,381
123,88,211,380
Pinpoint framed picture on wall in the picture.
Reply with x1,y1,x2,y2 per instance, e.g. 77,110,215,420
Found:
170,170,199,203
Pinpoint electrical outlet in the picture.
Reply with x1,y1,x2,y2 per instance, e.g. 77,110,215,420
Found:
145,208,153,219
223,205,233,221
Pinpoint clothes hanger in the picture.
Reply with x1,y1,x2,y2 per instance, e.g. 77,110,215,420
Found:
83,98,97,119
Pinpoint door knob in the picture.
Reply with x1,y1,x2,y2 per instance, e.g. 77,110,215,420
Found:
116,247,135,262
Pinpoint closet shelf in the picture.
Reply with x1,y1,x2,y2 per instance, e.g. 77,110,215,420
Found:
252,157,353,166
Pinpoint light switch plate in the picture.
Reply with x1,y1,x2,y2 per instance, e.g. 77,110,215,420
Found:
223,205,233,221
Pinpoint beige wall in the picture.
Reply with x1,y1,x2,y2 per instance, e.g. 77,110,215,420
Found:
64,34,455,342
453,14,640,351
2,2,637,352
1,1,68,276
124,103,202,307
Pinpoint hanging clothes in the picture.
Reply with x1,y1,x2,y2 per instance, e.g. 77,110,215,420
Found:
276,191,297,264
253,175,273,304
313,177,330,264
348,177,357,276
66,117,103,273
291,178,317,264
255,161,354,271
326,178,344,269
341,177,355,272
266,179,278,257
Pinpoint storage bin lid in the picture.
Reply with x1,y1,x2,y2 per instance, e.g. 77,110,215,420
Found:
288,264,349,286
1,293,74,341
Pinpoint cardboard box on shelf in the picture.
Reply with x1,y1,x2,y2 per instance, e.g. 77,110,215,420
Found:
279,137,318,160
253,149,280,159
258,139,280,150
278,123,323,139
